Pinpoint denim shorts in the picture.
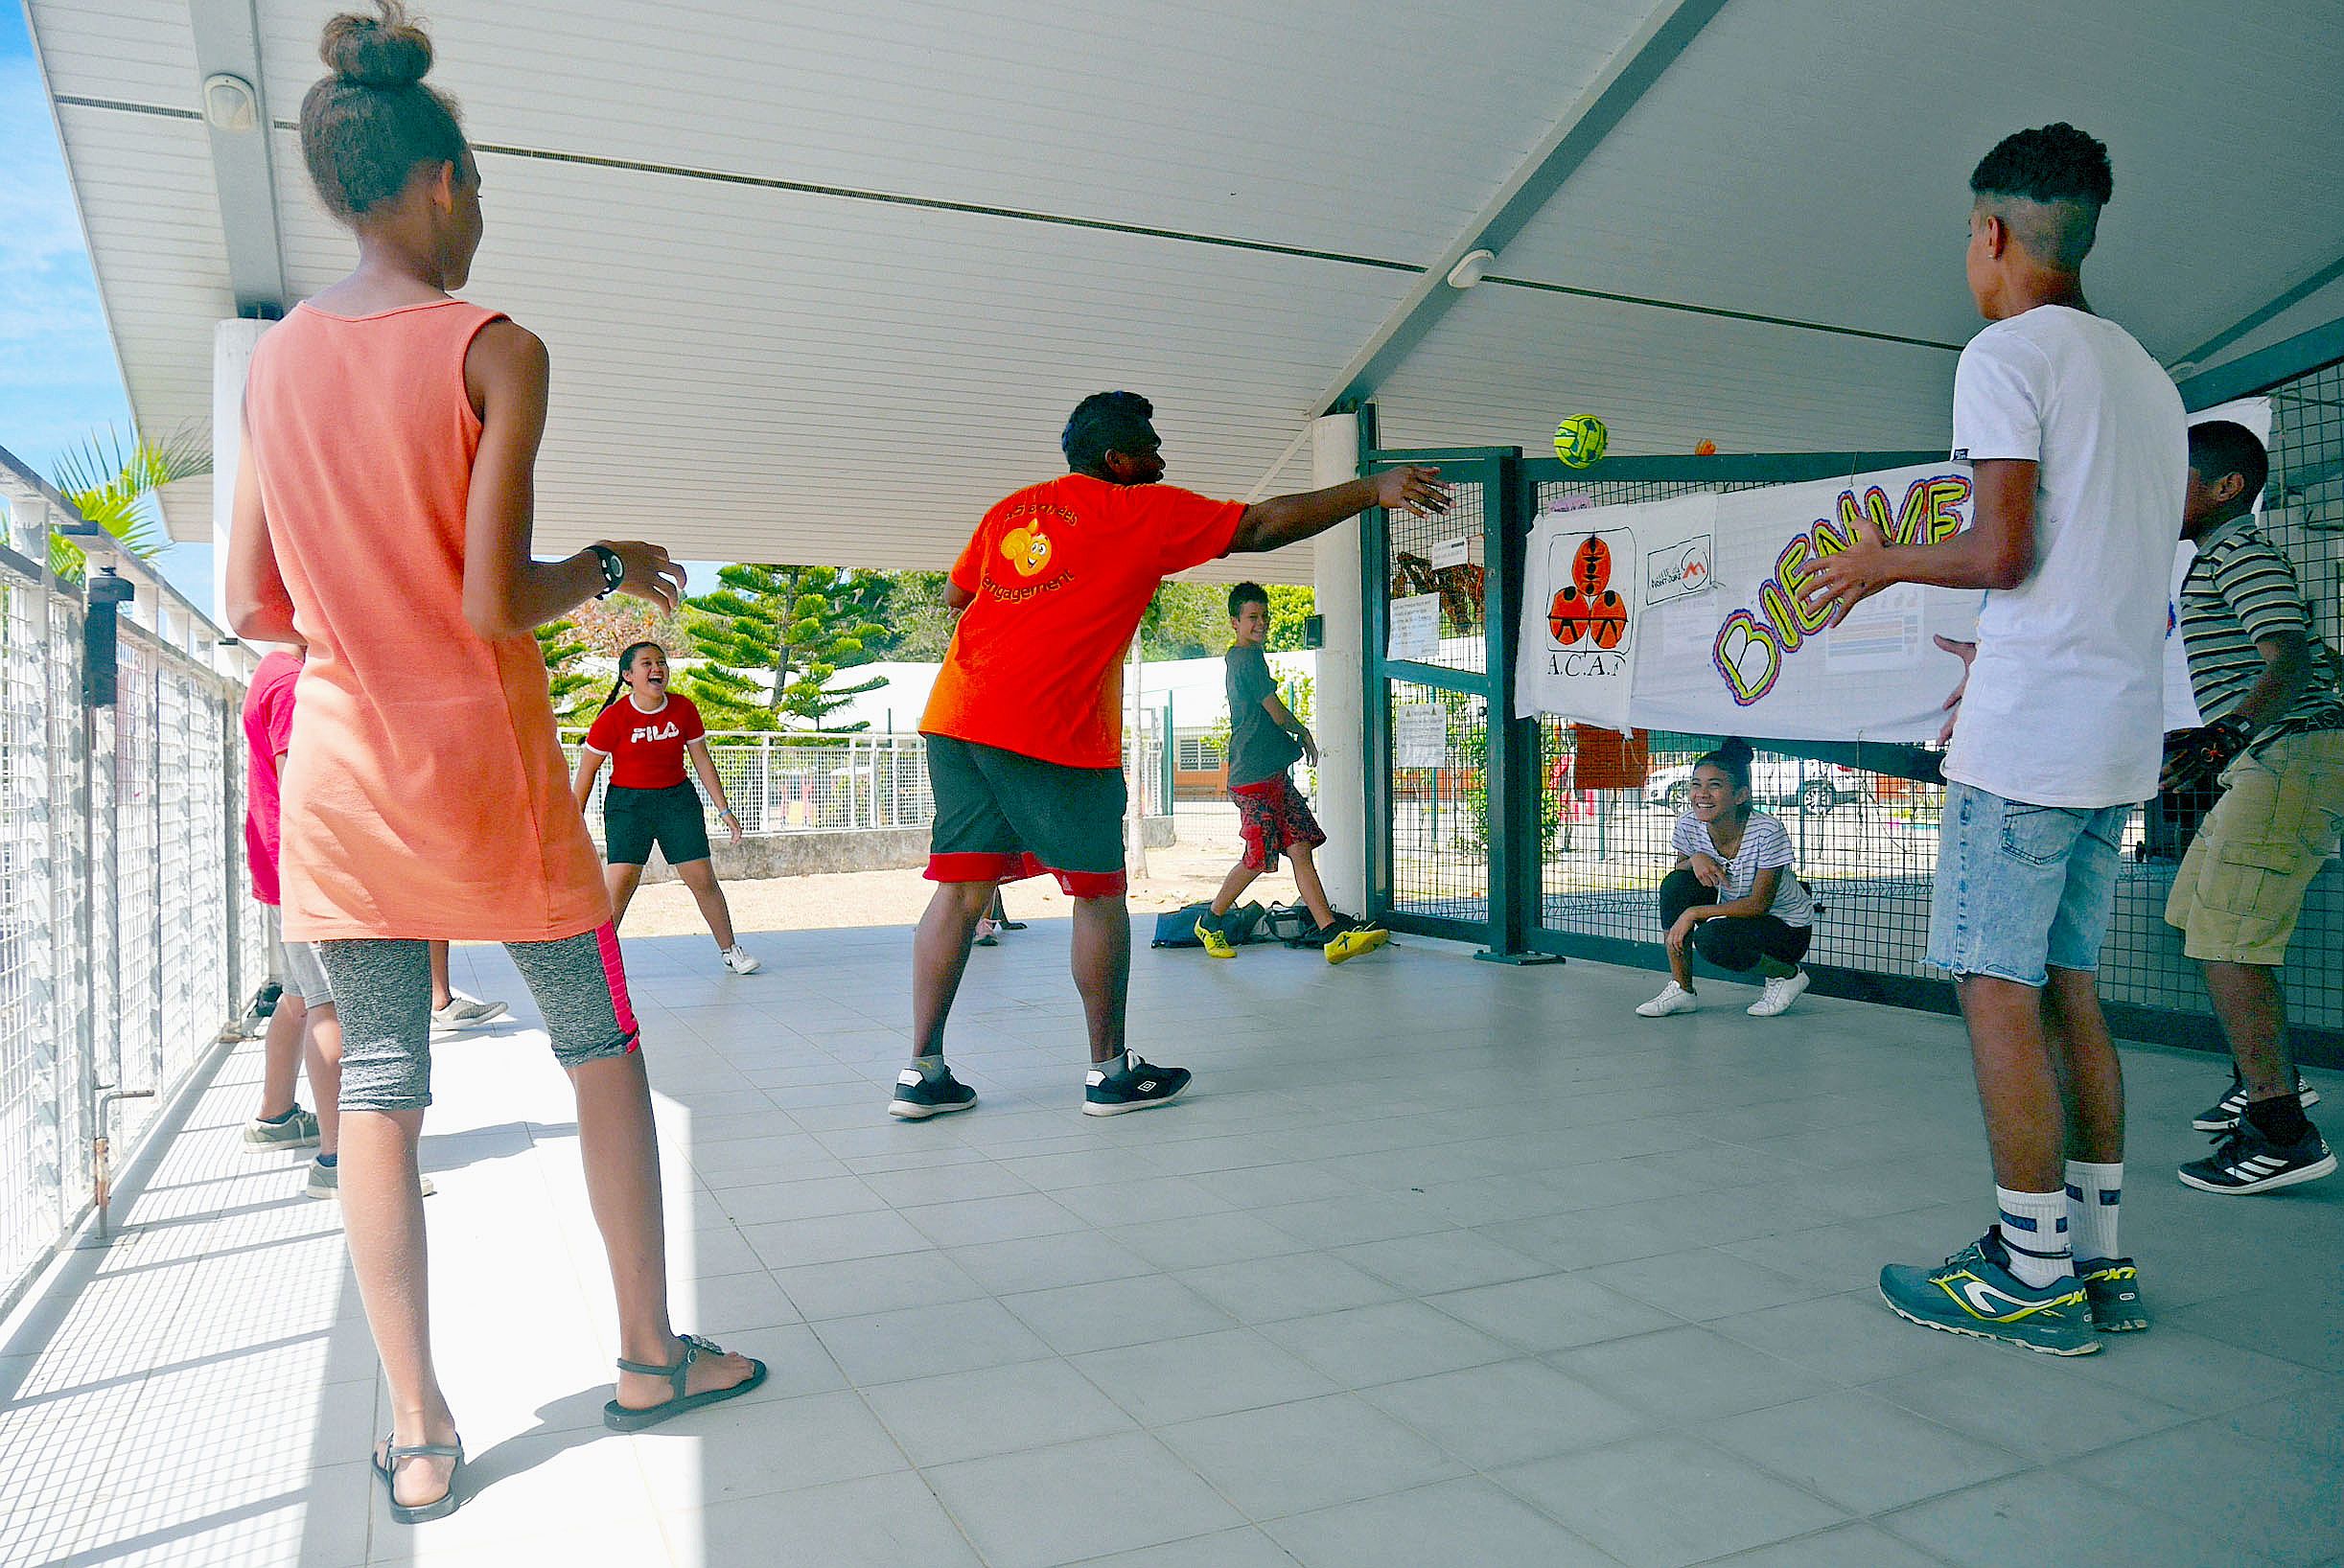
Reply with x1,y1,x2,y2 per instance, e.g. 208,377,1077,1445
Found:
281,939,334,1007
1926,781,2129,987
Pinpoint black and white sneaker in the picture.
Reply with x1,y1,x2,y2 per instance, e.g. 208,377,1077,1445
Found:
2191,1072,2319,1132
2178,1119,2337,1195
1082,1054,1192,1117
888,1062,978,1120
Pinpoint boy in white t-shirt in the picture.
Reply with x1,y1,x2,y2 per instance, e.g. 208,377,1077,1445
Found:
1806,124,2186,1355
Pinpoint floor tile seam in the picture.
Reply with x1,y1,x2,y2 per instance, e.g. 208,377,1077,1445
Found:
1868,1464,2293,1568
1477,1427,1864,1558
1248,1472,1633,1566
1697,1394,2048,1520
2047,1408,2343,1486
85,1222,352,1285
1,1322,360,1417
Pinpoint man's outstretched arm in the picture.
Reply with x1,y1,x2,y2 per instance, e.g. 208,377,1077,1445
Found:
1229,465,1449,555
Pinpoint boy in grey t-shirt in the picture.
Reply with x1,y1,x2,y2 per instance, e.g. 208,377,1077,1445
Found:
1195,583,1385,964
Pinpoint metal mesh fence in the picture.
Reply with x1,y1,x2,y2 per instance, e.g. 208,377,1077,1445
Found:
1522,359,2344,1041
557,729,1172,839
0,528,251,1309
1385,473,1489,676
1388,680,1490,923
0,573,61,1296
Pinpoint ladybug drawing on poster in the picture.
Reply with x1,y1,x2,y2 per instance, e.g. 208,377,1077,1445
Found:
1546,529,1633,657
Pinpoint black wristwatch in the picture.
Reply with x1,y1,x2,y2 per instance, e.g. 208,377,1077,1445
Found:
590,544,624,599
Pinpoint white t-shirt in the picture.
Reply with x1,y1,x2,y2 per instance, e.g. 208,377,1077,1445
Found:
1671,811,1815,928
1941,305,2186,807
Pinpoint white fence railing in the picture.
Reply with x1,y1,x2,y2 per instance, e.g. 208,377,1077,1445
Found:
559,728,1172,838
1,455,264,1316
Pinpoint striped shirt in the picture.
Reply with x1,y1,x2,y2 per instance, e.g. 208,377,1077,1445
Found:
2176,515,2344,742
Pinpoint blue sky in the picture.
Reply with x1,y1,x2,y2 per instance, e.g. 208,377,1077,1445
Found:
0,13,724,616
0,12,172,575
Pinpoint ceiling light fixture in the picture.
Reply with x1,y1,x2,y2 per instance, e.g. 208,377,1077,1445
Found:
201,74,258,133
1446,249,1497,289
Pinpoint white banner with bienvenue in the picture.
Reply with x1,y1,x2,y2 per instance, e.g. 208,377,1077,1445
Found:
1513,401,2270,739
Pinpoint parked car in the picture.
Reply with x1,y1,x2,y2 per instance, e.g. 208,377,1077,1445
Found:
1642,758,1868,814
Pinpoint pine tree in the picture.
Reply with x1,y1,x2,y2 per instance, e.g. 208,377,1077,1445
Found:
861,570,961,661
673,565,889,730
536,617,596,722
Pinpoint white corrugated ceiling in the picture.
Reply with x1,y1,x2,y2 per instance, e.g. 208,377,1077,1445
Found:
26,0,2344,580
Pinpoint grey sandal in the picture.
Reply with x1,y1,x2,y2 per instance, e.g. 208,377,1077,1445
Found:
603,1332,768,1433
372,1435,462,1524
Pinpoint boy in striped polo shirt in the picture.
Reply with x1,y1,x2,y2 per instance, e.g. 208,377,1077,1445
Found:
2165,420,2342,1194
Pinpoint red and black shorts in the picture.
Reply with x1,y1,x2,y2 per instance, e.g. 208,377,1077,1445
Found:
1231,772,1326,872
924,734,1129,897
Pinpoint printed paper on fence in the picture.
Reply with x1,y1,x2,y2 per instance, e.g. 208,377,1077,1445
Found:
1515,444,2240,741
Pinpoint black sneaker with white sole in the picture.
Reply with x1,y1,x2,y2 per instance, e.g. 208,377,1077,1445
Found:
889,1062,979,1120
1082,1054,1192,1116
2191,1072,2319,1133
2178,1119,2337,1194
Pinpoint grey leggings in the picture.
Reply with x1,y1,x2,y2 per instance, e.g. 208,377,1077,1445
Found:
316,925,639,1113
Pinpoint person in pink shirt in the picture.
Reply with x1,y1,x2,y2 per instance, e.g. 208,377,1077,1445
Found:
239,645,339,1195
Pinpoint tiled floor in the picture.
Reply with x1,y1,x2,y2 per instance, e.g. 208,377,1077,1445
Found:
3,922,2339,1567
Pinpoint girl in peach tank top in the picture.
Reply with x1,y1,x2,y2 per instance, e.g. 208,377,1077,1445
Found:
223,2,761,1523
244,297,607,942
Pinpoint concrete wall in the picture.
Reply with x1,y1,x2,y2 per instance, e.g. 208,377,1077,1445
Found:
628,815,1177,884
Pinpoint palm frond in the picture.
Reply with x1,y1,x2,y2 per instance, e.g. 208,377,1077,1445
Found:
49,424,212,561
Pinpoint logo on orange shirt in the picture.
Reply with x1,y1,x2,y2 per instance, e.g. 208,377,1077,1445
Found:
1002,522,1054,577
986,502,1078,603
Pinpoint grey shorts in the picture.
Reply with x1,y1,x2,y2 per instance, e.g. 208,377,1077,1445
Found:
316,926,639,1114
282,940,334,1007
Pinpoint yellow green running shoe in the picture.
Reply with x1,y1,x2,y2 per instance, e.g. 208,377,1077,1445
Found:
1877,1231,2098,1355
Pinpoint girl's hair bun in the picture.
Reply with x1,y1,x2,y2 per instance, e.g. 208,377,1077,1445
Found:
320,1,433,89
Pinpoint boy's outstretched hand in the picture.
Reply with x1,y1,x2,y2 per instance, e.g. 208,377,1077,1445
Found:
1374,465,1450,517
1801,514,1893,625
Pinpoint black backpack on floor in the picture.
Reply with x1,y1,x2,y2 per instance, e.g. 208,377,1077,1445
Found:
1151,900,1266,948
1261,903,1319,947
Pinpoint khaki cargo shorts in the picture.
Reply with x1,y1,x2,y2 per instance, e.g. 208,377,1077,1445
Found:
2166,729,2344,965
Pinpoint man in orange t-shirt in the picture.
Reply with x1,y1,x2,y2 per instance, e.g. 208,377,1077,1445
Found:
894,390,1448,1121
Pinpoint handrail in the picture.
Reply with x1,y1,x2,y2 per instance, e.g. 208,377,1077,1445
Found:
0,440,252,680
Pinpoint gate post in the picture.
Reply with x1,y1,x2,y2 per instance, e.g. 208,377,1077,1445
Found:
1476,454,1562,965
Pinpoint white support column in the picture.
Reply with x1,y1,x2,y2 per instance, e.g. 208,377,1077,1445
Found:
1310,413,1366,913
211,317,274,631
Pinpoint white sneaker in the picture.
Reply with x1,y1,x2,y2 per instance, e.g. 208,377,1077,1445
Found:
429,993,508,1033
1636,980,1699,1018
1748,970,1810,1017
722,944,762,975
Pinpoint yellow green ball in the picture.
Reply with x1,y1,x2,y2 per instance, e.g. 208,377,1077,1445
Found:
1553,414,1609,469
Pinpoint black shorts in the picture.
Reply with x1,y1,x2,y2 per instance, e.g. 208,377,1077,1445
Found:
1659,868,1812,972
924,733,1128,896
604,782,711,867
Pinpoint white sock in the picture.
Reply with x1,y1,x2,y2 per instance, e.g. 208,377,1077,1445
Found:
2064,1161,2122,1262
1088,1052,1126,1081
1993,1186,2072,1289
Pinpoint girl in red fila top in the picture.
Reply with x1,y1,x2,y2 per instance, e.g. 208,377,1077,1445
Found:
573,642,760,974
